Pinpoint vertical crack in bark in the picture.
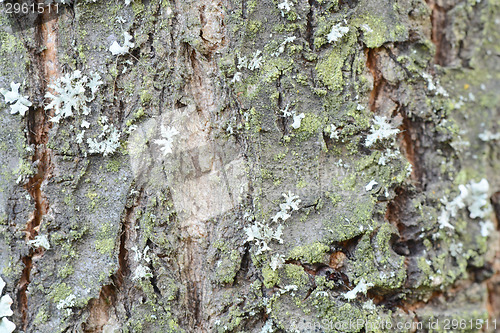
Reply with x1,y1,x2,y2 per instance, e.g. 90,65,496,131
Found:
18,6,58,330
425,0,455,66
175,2,228,330
365,48,384,113
166,2,231,331
83,188,142,332
386,187,421,257
305,0,316,50
366,46,426,184
181,48,213,331
398,107,426,187
275,73,287,134
366,45,430,308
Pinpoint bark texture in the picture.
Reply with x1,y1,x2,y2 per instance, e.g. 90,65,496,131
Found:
0,0,499,332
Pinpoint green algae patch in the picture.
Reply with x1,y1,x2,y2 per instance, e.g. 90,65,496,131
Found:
348,231,406,289
262,266,280,288
95,223,116,255
214,248,242,285
284,264,309,288
316,32,358,92
295,113,324,140
49,283,73,303
288,242,330,264
356,14,408,48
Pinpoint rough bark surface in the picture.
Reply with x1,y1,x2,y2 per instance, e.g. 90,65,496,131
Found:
0,0,499,332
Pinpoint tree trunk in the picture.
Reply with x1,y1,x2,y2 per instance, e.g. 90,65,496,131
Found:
0,0,499,332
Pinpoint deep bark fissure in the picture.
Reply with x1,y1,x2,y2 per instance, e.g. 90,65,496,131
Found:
275,74,287,135
365,47,385,114
366,46,423,182
241,0,247,19
398,111,422,186
305,0,316,50
83,188,142,333
18,6,59,330
425,0,456,66
181,49,212,332
365,44,437,312
386,187,423,257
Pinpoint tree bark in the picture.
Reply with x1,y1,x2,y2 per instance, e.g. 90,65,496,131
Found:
0,0,499,332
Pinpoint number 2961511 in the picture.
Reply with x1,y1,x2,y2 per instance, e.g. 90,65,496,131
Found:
1,2,60,15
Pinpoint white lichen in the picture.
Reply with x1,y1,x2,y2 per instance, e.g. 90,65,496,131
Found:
327,23,349,43
231,72,243,83
329,124,339,139
404,164,412,178
87,116,121,156
272,208,290,222
269,254,285,271
131,245,151,263
237,50,264,71
360,24,373,33
45,70,103,123
438,179,492,232
465,179,491,219
277,0,293,16
343,278,374,301
0,277,15,333
280,104,305,130
273,36,296,56
260,319,275,333
365,180,378,192
315,290,329,298
449,242,463,257
81,120,90,128
421,72,448,97
244,221,284,255
479,130,500,141
154,125,179,156
131,245,153,281
76,130,85,144
115,16,126,24
272,191,301,222
365,116,400,147
237,55,248,70
27,235,50,250
280,104,292,117
362,299,377,311
56,294,76,316
248,50,263,70
109,31,134,56
132,265,153,281
291,112,305,129
479,220,495,237
378,148,400,166
0,82,32,116
438,188,467,230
